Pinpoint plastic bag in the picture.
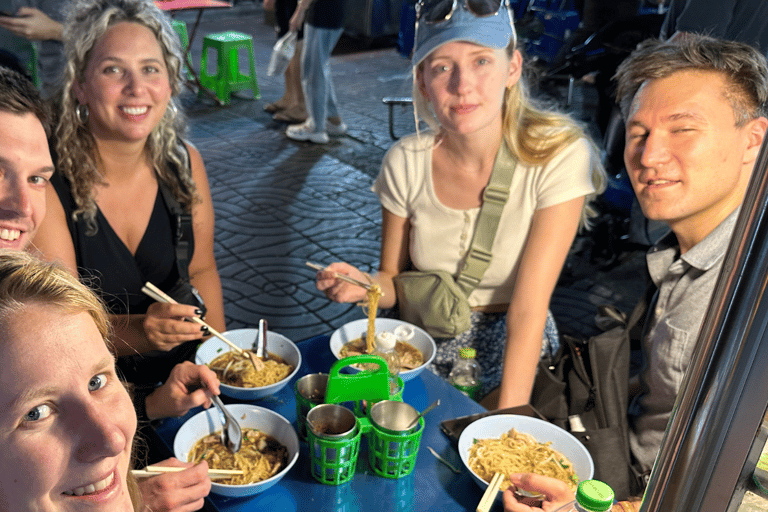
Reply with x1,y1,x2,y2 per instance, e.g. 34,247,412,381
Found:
267,30,297,77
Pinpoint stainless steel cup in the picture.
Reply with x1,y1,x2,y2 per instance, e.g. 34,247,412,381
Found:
295,373,328,440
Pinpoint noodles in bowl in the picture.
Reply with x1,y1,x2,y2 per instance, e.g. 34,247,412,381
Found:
208,350,294,388
189,428,288,485
468,428,579,493
174,404,300,498
196,329,301,400
458,415,593,500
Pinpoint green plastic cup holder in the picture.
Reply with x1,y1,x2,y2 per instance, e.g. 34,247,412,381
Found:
325,354,391,406
366,416,424,479
308,417,362,486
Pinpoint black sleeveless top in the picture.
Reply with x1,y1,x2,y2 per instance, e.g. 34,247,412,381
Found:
50,172,180,317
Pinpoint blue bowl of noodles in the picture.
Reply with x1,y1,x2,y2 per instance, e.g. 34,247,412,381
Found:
196,328,302,400
174,404,300,497
458,415,594,502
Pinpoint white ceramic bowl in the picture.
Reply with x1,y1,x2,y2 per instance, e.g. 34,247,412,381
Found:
196,328,302,400
458,415,594,498
174,404,300,498
329,318,436,382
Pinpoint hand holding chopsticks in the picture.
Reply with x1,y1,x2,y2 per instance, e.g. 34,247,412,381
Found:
477,472,505,512
131,465,244,480
141,282,264,371
306,261,383,295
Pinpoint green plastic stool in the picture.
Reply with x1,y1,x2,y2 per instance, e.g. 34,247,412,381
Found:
170,20,192,80
199,31,260,105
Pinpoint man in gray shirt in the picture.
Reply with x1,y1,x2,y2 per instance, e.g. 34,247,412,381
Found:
614,35,768,474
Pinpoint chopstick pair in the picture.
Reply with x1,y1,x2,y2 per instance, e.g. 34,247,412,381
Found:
477,472,504,512
305,261,383,295
141,282,264,372
131,465,244,480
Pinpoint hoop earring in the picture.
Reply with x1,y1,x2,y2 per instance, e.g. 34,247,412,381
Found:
76,103,89,124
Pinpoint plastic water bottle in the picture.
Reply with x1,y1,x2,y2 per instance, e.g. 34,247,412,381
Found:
449,347,482,400
553,479,614,512
374,331,401,396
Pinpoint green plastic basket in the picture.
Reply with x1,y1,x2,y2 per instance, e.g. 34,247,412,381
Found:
366,416,424,479
307,421,362,485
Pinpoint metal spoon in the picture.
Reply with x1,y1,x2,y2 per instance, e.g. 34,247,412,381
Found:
210,394,242,453
254,319,268,361
406,399,440,429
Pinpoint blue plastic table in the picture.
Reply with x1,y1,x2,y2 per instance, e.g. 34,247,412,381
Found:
152,334,490,511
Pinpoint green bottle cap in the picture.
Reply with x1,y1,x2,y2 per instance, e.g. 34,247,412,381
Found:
459,347,476,359
575,480,614,511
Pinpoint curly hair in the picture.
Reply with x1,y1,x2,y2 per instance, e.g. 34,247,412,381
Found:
56,0,198,235
413,41,607,229
615,35,768,126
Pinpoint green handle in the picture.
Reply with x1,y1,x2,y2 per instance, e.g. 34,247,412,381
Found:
325,355,390,405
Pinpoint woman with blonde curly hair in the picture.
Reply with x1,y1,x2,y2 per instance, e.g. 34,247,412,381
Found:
316,0,606,409
32,0,225,389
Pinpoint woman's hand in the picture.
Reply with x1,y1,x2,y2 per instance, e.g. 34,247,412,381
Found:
144,362,221,420
288,3,307,33
136,458,211,512
502,473,574,512
315,262,371,304
0,7,63,41
142,302,209,352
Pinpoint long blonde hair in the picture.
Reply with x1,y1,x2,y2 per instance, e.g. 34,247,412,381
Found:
56,0,198,235
413,41,606,228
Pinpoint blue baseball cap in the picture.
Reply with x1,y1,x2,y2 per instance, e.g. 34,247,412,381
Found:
412,0,517,67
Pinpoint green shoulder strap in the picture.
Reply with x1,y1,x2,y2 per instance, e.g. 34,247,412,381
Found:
455,141,517,296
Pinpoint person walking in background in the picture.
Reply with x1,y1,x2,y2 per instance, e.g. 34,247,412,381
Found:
262,0,306,123
285,0,346,144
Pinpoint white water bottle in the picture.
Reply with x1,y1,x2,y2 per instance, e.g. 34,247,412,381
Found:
553,480,614,512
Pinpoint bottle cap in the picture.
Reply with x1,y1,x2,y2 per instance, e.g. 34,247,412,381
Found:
459,347,476,359
376,331,397,351
575,480,614,512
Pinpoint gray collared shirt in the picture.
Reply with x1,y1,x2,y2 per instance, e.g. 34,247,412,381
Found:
628,209,739,471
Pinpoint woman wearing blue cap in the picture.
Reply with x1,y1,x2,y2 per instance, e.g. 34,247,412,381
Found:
317,0,605,408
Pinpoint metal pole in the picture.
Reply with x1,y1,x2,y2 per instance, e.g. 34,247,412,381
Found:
639,136,768,511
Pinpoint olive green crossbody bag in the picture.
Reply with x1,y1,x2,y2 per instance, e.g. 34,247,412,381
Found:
393,143,516,338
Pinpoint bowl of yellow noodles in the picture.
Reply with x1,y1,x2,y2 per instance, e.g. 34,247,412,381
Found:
174,404,300,498
196,328,302,400
458,415,593,502
329,318,436,382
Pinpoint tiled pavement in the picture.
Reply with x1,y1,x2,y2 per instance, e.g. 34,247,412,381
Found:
173,1,647,343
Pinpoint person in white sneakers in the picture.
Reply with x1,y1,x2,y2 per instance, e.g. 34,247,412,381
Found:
285,0,346,143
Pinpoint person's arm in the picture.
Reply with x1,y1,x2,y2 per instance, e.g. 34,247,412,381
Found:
184,142,226,333
144,361,221,420
0,7,62,41
288,0,315,32
315,207,410,309
497,196,585,409
136,458,211,512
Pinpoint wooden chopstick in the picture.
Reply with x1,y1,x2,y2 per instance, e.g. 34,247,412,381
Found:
131,466,244,480
306,261,382,295
141,282,264,371
477,472,504,512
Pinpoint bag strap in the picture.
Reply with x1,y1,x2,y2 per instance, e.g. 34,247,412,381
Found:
455,141,517,295
156,145,194,285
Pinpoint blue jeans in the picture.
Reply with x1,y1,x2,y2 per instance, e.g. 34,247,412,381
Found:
300,23,343,132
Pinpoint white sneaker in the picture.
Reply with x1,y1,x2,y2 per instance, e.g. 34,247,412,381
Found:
286,121,329,144
326,120,347,136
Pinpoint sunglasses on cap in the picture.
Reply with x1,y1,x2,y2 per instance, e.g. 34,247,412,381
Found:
416,0,510,24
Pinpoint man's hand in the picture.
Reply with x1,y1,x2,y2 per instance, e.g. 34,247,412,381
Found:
136,459,211,512
145,362,221,420
0,7,63,41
